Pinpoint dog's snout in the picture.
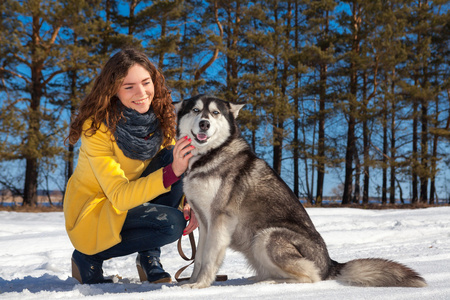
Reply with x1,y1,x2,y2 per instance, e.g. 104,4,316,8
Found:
199,120,210,131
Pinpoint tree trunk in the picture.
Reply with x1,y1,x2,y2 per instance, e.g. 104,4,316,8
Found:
301,99,314,204
352,147,361,204
342,1,360,205
128,0,138,35
158,12,167,70
429,133,437,204
272,3,283,175
382,102,388,205
23,93,40,206
362,72,370,205
225,1,239,100
23,15,43,207
429,92,439,205
293,1,299,198
23,157,38,206
316,8,330,205
412,96,419,203
316,64,327,205
389,75,396,205
419,97,428,203
66,68,77,186
273,124,283,175
342,113,355,205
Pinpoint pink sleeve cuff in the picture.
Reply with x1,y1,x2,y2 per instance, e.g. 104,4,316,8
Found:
163,163,181,189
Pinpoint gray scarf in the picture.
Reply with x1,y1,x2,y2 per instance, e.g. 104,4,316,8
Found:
113,105,163,161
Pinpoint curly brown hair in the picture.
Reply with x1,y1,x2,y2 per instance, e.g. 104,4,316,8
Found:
67,48,176,148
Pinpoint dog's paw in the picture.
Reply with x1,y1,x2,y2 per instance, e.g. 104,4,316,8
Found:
181,281,211,289
180,283,196,289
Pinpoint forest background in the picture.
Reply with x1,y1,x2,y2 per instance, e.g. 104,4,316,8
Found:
0,0,449,207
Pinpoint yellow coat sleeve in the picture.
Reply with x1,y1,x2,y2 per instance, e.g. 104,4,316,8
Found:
82,125,169,212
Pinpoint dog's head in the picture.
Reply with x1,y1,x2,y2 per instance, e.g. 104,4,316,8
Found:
174,95,245,155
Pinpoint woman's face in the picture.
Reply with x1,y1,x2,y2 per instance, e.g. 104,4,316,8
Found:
117,64,154,114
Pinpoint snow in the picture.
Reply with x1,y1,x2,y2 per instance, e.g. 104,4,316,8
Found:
1,207,449,299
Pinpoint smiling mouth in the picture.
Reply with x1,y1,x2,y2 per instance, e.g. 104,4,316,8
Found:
133,98,148,105
191,130,209,144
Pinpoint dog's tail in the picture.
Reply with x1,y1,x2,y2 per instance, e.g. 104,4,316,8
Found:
331,258,427,287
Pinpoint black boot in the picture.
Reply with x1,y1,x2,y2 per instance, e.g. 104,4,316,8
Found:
136,253,172,283
71,250,113,284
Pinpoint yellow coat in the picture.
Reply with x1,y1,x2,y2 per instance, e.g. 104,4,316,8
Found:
64,120,172,255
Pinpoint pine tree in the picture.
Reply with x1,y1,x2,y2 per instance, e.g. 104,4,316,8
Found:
61,0,112,185
402,0,449,203
158,0,200,99
336,0,364,205
193,0,223,94
0,0,82,206
300,0,336,204
263,0,296,175
135,0,185,68
234,0,296,175
375,0,410,205
238,2,271,152
420,0,449,204
291,0,309,198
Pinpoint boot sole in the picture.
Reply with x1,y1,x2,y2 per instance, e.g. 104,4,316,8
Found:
137,264,172,284
71,258,83,284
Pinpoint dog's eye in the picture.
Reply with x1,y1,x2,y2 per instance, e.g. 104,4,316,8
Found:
193,108,200,113
213,111,220,115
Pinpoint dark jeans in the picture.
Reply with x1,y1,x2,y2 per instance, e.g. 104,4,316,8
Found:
94,148,186,261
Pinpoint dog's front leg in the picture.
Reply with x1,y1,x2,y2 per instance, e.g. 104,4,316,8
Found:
188,220,207,283
185,214,236,289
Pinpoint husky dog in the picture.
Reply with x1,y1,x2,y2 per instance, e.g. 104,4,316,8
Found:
175,94,426,289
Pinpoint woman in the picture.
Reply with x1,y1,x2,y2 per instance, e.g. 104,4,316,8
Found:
64,48,197,284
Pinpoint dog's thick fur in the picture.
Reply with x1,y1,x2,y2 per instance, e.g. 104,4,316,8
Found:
175,95,427,289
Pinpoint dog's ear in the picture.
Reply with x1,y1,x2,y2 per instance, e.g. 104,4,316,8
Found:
229,103,246,119
173,101,183,113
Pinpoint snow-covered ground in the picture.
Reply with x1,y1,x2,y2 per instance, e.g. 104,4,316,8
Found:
0,207,449,299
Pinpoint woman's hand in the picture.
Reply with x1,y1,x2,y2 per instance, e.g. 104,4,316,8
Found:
183,202,199,235
172,136,195,177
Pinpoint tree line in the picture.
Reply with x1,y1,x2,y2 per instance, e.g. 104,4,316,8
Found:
0,0,449,206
